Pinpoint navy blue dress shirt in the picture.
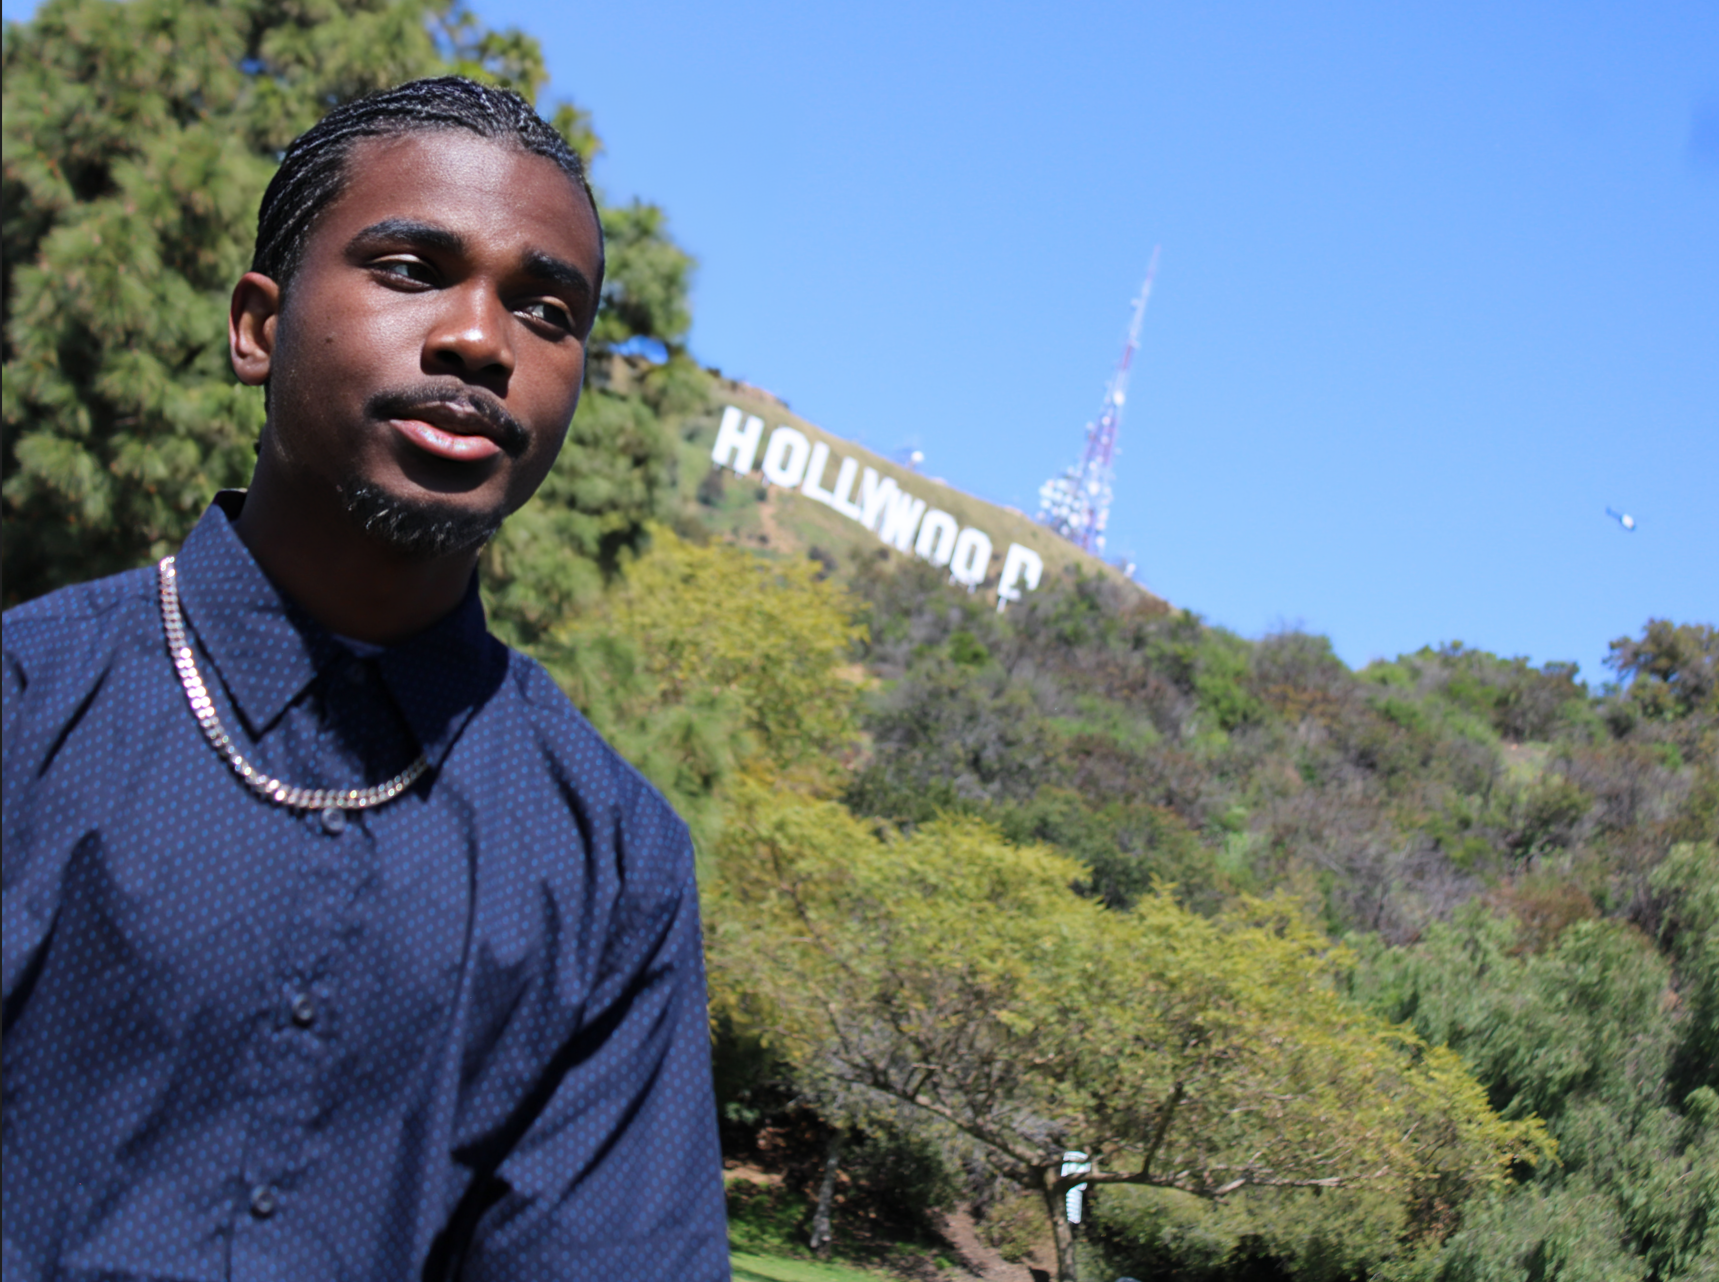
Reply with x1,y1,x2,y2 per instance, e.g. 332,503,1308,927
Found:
2,494,729,1281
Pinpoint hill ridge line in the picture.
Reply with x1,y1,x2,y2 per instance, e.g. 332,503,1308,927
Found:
682,377,1167,610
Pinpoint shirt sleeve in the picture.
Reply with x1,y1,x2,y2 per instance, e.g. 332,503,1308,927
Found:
1,642,22,746
446,792,730,1282
3,625,58,1015
1,642,26,1014
3,582,144,1012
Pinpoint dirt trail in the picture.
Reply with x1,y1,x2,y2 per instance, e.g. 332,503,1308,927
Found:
932,1208,1054,1282
755,486,787,549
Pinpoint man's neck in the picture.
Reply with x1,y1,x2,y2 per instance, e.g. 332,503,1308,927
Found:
231,472,481,647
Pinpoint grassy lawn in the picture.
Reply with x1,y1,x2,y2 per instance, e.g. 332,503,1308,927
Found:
730,1249,896,1282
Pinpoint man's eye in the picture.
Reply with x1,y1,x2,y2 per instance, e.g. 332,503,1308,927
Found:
373,258,434,284
520,300,575,331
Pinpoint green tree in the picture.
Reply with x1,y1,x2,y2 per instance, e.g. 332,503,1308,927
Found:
993,789,1221,913
1655,841,1719,1097
2,0,695,611
541,529,864,847
1348,903,1719,1280
710,781,1549,1282
1608,621,1719,721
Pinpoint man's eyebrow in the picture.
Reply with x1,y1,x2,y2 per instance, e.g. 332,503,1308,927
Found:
344,218,594,307
345,217,466,256
520,249,594,301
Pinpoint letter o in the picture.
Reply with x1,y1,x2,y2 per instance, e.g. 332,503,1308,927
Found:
948,527,994,588
761,427,811,488
913,509,960,567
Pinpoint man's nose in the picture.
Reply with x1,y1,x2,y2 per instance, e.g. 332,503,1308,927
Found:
425,285,515,384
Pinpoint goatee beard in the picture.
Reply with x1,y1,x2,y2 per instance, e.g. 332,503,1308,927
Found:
339,481,504,558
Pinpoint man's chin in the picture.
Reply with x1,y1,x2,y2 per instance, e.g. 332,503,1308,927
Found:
339,481,505,558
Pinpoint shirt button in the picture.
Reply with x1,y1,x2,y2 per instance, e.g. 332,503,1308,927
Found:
319,806,347,835
290,993,316,1028
249,1185,277,1219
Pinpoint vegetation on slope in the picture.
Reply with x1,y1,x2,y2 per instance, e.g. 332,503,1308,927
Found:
703,549,1716,1281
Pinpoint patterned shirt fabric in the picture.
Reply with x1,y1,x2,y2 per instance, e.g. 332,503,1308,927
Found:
2,494,730,1281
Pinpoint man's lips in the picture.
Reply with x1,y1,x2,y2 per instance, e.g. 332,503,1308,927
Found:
389,416,503,461
371,393,528,463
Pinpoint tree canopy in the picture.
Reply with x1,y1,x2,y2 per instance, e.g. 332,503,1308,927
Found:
539,526,864,848
708,778,1550,1281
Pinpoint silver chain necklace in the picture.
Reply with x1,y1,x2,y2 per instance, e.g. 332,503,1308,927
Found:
157,556,429,812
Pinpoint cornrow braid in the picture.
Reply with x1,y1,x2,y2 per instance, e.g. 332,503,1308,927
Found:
252,76,600,291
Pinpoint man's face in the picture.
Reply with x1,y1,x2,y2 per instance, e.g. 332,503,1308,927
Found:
251,130,603,553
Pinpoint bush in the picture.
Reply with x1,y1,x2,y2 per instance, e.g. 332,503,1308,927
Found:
1086,1183,1409,1282
725,1179,812,1255
977,1190,1048,1263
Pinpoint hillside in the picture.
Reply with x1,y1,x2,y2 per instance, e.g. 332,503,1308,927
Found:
555,355,1717,1281
604,356,1160,609
703,540,1717,1282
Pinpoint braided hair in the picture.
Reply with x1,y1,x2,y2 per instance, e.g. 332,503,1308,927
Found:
251,76,600,291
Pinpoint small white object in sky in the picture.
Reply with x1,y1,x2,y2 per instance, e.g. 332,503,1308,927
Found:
1605,507,1637,532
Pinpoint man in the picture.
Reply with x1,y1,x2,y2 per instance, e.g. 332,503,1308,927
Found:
2,78,729,1280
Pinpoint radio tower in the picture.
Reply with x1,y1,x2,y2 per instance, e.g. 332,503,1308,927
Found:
1038,248,1160,556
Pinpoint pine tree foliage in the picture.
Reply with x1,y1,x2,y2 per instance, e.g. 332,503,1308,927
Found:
1346,899,1719,1282
2,0,697,610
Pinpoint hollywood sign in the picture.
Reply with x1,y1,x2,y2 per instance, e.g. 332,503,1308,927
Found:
710,406,1045,606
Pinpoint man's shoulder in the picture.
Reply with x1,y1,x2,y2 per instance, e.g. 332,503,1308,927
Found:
3,566,158,677
490,645,691,842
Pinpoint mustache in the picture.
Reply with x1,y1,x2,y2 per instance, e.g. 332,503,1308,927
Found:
366,384,530,456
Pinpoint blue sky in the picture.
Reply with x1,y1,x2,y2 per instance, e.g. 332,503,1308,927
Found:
485,0,1715,682
9,0,1713,680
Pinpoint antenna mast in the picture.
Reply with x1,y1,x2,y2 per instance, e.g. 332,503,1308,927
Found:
1038,247,1160,556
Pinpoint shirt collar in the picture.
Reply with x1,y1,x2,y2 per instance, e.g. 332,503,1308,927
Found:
173,492,507,768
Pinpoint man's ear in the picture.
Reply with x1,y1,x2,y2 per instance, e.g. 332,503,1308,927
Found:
230,272,282,387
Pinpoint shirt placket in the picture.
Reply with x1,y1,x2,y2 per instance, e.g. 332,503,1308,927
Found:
228,660,384,1276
